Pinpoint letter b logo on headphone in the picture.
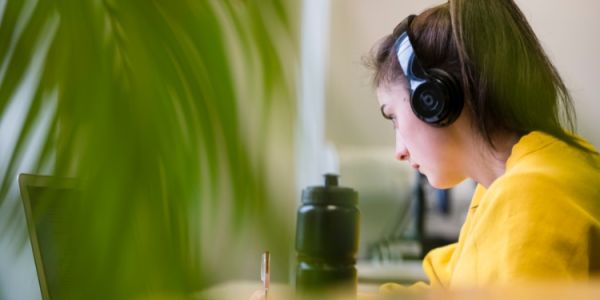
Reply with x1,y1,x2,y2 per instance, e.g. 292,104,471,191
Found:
411,71,461,127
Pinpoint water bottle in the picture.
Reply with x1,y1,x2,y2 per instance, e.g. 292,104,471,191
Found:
295,174,360,297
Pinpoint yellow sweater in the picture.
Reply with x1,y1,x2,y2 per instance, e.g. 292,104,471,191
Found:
381,131,600,292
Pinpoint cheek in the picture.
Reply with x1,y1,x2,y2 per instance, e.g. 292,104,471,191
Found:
394,102,423,140
396,113,435,159
394,102,462,171
419,136,465,188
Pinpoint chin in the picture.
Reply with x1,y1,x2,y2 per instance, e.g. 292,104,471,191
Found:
423,173,462,189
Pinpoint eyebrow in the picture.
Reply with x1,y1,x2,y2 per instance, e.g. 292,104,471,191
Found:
380,105,393,120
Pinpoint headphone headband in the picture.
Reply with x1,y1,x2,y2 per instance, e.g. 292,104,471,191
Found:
395,15,425,97
394,15,463,127
395,33,424,96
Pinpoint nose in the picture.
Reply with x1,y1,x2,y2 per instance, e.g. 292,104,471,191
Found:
395,132,409,161
395,146,409,161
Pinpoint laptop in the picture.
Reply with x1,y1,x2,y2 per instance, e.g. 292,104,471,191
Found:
18,173,80,300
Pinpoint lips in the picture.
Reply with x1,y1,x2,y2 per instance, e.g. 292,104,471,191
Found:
411,163,420,170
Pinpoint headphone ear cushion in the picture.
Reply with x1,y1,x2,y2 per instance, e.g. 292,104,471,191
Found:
411,69,463,127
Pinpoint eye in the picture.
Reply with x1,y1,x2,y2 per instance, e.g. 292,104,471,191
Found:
380,105,393,120
380,105,397,128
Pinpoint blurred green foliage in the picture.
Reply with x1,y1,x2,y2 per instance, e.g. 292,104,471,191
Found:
0,0,298,298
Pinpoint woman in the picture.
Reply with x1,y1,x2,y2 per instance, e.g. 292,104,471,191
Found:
371,0,600,291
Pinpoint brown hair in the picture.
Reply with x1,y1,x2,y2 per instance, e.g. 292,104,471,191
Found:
368,0,590,152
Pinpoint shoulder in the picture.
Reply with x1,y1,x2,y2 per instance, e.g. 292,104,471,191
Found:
508,132,599,172
478,131,600,218
478,145,600,228
497,131,600,202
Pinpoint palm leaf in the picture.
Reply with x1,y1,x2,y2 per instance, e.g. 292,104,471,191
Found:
0,0,298,298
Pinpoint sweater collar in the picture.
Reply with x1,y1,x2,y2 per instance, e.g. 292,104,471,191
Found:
469,131,554,209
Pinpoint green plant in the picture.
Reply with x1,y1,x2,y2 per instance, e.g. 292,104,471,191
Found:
0,0,298,298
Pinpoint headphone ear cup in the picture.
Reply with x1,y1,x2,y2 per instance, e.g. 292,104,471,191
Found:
411,69,463,127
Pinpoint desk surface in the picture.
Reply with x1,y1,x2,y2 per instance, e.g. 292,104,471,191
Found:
195,280,380,300
196,280,600,300
196,261,425,299
356,260,426,284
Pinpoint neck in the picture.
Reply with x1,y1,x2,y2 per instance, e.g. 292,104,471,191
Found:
466,132,520,188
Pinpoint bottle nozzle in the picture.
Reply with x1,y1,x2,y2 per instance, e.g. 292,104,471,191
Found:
324,173,339,187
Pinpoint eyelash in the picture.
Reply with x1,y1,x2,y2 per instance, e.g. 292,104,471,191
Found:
380,106,393,120
380,106,397,128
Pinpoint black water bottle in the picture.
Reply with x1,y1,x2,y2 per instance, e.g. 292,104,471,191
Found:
295,174,360,296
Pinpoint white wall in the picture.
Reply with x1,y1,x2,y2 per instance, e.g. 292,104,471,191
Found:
326,0,600,149
519,0,600,147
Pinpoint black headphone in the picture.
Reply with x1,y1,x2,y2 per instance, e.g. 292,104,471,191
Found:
396,15,464,127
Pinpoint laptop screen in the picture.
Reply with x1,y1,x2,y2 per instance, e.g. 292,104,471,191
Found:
19,174,80,300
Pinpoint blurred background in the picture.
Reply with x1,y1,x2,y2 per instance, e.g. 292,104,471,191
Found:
1,0,599,299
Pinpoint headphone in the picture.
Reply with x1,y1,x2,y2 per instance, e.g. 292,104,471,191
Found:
395,15,464,127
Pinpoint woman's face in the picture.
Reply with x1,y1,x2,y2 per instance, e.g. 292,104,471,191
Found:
376,82,467,189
